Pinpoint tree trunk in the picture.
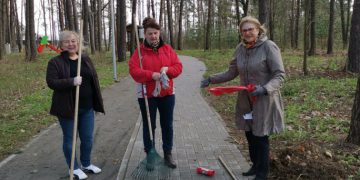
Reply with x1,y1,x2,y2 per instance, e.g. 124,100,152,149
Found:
308,0,316,56
326,0,335,55
10,0,17,49
268,0,274,40
40,0,48,36
346,0,360,73
15,0,22,52
204,0,211,50
240,0,249,17
303,0,309,75
159,0,164,27
235,0,241,43
72,0,79,32
347,74,360,145
65,0,75,30
0,0,4,60
294,0,300,49
58,0,65,31
82,0,90,46
166,0,174,48
258,0,268,28
130,0,137,55
25,0,37,61
177,0,184,50
151,0,155,18
117,0,126,62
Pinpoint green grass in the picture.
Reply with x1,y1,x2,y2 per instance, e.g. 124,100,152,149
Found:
0,50,129,159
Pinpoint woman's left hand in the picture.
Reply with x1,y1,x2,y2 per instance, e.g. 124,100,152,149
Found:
251,85,268,96
160,67,168,74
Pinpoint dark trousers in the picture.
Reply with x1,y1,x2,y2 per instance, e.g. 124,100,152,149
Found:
245,131,269,179
138,95,175,153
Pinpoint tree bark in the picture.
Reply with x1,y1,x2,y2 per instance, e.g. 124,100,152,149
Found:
72,0,79,32
58,0,65,31
130,0,137,55
117,0,126,62
159,0,164,27
303,0,309,75
235,0,241,43
82,0,90,46
166,0,174,48
294,0,300,49
346,0,360,73
327,0,335,55
177,0,184,50
308,0,316,56
204,0,211,50
40,0,48,36
151,0,155,18
25,0,37,61
258,0,268,28
0,0,4,60
65,0,75,30
347,74,360,145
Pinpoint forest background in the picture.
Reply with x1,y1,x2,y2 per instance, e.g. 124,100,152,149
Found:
1,0,360,179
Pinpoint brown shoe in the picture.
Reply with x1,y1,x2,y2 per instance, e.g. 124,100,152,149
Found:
164,152,177,169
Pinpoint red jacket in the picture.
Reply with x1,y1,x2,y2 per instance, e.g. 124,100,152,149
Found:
129,43,182,98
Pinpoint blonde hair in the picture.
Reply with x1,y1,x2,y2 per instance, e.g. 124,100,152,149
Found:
58,30,81,48
239,16,267,38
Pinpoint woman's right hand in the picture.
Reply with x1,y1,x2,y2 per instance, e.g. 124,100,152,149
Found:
73,76,82,86
200,77,211,88
152,72,161,81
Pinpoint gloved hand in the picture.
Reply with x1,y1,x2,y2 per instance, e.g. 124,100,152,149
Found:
73,76,82,86
251,85,267,96
200,77,211,88
160,66,168,74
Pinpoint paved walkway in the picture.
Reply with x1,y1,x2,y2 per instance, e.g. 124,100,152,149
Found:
117,56,250,180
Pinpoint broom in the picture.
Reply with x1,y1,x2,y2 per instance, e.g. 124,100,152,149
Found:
130,21,172,179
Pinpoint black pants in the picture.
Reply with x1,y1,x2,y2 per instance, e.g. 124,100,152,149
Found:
245,131,269,179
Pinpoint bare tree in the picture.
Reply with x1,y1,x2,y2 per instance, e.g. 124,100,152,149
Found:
340,0,351,49
240,0,249,17
0,0,4,60
25,0,37,61
294,0,300,49
82,0,90,46
117,0,126,62
347,0,360,145
15,0,22,52
327,0,335,55
65,0,75,30
72,0,79,32
235,0,241,42
258,0,268,28
303,0,310,75
151,0,155,18
177,0,184,50
58,0,65,31
130,0,137,55
159,0,164,27
204,0,211,50
166,0,174,47
40,0,48,36
347,0,360,73
308,0,316,56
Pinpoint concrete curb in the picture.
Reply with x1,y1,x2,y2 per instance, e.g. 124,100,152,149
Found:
116,113,142,180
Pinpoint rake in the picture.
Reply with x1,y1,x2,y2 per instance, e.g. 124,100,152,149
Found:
130,19,172,180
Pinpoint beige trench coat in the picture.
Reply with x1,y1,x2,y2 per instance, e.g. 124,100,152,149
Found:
209,35,285,136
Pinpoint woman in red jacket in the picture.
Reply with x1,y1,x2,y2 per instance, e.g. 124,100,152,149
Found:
129,17,182,169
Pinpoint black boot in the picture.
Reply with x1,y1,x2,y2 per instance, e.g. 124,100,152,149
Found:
164,152,177,169
243,131,257,176
242,165,256,176
254,136,269,180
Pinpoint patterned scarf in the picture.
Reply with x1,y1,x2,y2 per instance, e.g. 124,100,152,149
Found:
145,38,161,52
245,40,256,49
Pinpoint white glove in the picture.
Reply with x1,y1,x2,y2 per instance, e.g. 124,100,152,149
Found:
73,76,82,86
160,66,168,74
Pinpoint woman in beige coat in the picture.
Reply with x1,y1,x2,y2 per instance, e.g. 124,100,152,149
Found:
201,16,285,180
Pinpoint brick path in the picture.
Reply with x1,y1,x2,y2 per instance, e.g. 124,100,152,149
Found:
117,56,251,180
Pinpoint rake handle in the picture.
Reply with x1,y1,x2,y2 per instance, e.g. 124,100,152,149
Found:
69,20,84,180
134,22,154,142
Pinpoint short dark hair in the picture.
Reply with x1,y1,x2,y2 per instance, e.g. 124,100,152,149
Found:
142,17,161,31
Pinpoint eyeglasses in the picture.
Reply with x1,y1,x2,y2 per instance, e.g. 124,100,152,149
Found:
241,27,256,33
